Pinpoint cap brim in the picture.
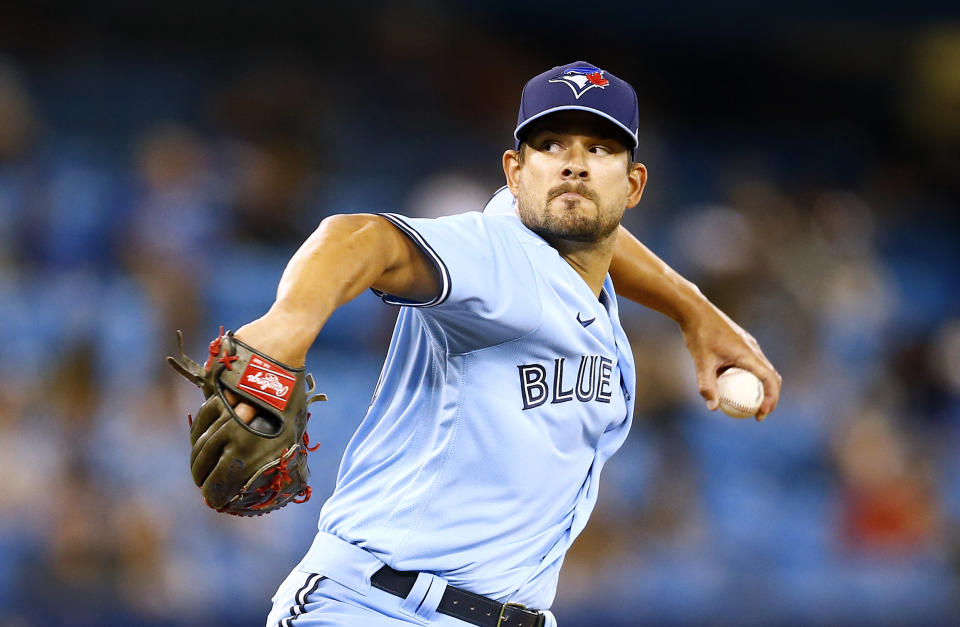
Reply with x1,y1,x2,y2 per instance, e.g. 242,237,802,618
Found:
514,105,639,149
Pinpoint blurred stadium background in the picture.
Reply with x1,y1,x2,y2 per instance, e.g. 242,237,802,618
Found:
1,2,959,625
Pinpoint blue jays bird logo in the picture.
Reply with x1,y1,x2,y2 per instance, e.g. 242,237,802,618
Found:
548,66,610,99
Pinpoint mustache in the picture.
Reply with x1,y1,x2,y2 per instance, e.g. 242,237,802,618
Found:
547,183,600,205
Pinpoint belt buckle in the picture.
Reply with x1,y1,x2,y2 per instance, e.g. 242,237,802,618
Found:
497,602,538,627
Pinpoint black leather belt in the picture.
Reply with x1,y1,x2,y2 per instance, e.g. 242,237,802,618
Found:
371,565,545,627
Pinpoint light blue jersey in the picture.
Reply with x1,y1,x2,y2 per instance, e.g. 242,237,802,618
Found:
296,192,636,613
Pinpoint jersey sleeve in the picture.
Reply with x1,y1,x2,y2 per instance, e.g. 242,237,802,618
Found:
373,212,541,352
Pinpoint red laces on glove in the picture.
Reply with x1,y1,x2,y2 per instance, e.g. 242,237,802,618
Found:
204,326,226,371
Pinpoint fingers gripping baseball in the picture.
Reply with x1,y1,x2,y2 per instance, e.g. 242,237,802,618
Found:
696,359,721,411
729,343,781,420
753,359,782,420
682,306,781,421
703,351,780,421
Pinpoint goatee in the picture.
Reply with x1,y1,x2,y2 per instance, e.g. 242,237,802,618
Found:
517,183,620,243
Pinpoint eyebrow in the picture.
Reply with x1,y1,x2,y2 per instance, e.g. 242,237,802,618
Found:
532,126,623,146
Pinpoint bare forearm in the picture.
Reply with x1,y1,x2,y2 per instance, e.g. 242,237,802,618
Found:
610,225,781,418
609,225,709,328
272,215,392,334
237,214,422,366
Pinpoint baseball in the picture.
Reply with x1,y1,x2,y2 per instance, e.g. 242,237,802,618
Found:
717,367,764,419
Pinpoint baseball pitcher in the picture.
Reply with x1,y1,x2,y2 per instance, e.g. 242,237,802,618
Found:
169,61,780,627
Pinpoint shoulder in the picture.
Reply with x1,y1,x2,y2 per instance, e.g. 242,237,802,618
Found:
391,210,544,249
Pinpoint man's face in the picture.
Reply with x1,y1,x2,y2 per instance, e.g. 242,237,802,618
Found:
503,111,646,244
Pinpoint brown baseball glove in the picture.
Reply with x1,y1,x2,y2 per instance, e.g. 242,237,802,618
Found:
167,327,326,516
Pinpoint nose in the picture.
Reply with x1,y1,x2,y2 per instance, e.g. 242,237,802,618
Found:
561,145,589,180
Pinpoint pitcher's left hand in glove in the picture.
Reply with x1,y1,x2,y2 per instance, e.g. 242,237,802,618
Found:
167,327,326,516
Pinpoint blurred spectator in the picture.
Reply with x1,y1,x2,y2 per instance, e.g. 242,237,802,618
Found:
835,409,939,556
205,62,325,245
0,59,36,163
0,58,39,271
222,138,316,244
120,123,221,335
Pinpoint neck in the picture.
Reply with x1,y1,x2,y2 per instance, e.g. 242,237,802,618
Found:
546,230,618,298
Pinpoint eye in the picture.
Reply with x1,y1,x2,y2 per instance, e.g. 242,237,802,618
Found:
589,145,611,155
541,140,562,153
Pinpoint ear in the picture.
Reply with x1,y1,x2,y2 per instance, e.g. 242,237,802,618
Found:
625,162,647,209
502,149,522,197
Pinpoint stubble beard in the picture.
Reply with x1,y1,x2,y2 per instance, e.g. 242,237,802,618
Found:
517,182,622,243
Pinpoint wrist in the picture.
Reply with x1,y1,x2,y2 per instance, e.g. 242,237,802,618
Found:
270,301,325,348
668,277,712,331
235,303,322,367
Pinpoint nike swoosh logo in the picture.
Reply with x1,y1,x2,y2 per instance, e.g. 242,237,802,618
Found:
576,312,596,327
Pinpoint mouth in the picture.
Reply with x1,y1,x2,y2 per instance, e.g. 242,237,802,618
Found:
547,184,598,206
551,191,594,210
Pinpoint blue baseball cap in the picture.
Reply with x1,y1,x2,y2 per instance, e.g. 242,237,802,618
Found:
514,61,639,158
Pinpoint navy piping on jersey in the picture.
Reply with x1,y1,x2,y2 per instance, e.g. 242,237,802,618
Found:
279,573,325,626
484,185,508,207
372,213,452,308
